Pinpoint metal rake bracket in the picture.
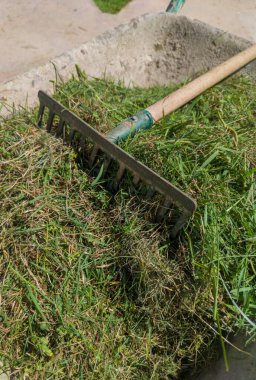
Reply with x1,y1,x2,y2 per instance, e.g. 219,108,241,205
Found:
37,90,197,237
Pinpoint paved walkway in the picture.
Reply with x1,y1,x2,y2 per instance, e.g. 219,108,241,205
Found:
0,0,167,82
180,0,256,42
0,0,256,82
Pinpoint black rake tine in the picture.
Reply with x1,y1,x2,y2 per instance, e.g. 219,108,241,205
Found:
68,129,76,146
79,135,86,150
133,173,140,186
89,144,99,168
116,163,126,183
156,198,172,221
37,104,45,127
46,111,54,132
170,211,191,238
146,187,156,200
102,156,112,176
56,118,65,137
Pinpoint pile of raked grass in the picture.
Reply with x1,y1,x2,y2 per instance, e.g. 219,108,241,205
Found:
0,72,255,379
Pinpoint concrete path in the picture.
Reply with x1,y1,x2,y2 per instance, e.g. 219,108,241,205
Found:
0,0,256,83
180,0,256,42
0,0,167,82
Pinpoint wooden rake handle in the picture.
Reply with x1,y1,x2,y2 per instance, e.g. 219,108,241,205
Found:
106,44,256,144
147,44,256,122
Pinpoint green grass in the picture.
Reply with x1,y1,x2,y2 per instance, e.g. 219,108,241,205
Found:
0,72,255,378
94,0,131,14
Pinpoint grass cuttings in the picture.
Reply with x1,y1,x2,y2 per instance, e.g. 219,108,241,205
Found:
0,73,255,379
94,0,131,14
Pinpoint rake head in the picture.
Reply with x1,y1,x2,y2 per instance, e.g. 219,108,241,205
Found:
37,90,196,237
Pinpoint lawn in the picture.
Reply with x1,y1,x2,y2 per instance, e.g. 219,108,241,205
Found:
0,72,255,378
94,0,131,14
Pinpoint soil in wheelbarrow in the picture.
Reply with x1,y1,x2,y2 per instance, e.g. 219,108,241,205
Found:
0,73,255,379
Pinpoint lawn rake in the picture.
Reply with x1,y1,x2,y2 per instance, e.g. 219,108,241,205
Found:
38,44,256,237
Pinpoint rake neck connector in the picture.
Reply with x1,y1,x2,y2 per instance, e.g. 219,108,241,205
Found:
106,109,154,144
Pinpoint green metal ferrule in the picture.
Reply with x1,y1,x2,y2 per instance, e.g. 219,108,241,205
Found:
106,109,154,145
166,0,186,13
